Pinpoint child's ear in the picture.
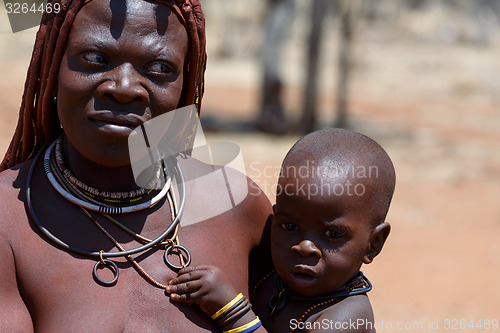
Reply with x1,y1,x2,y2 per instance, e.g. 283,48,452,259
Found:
363,222,390,264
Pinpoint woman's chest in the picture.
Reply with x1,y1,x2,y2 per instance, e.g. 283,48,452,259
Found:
13,216,252,332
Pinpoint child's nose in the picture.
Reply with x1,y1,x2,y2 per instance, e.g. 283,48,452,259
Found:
291,240,321,258
97,63,149,104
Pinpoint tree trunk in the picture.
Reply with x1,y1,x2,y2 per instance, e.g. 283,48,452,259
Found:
256,0,295,134
301,0,328,133
335,0,353,128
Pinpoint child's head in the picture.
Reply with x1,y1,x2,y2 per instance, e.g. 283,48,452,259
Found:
271,128,395,297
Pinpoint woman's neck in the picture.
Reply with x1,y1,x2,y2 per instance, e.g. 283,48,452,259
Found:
62,137,141,193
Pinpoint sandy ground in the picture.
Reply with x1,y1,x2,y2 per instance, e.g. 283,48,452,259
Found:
1,4,499,332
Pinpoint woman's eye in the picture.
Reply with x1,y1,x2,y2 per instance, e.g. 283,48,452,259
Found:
324,230,345,239
147,62,172,75
83,52,106,64
280,223,297,231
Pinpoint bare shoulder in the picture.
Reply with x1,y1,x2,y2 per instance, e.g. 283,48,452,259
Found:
174,155,274,285
0,160,33,250
0,162,34,331
0,161,31,224
308,295,375,333
0,164,23,191
178,155,272,234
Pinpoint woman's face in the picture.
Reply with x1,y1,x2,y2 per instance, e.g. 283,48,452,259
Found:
57,0,188,167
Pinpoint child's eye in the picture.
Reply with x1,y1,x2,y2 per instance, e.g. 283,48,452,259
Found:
323,230,345,239
280,223,298,231
83,52,106,64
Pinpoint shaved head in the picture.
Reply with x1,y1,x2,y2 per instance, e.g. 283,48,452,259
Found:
279,128,396,226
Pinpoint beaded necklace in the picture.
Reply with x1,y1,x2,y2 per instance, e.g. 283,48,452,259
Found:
27,138,191,288
45,140,171,215
54,136,160,203
253,271,371,332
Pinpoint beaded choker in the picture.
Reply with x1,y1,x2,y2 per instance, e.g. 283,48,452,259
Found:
45,140,170,215
54,136,161,202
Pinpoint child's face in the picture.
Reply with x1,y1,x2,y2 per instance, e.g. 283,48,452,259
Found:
271,172,375,297
57,0,188,167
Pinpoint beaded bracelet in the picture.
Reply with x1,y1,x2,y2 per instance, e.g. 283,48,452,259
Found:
212,293,245,320
223,316,261,333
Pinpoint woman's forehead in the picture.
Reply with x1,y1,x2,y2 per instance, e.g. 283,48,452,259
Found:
75,0,185,39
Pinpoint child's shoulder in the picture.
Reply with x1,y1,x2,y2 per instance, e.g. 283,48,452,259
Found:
306,294,375,333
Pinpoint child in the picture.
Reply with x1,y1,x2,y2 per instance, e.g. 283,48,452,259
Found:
166,128,396,332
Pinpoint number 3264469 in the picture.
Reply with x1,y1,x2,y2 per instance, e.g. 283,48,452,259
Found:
5,2,61,14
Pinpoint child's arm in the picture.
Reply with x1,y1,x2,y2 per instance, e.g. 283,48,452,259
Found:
166,265,267,332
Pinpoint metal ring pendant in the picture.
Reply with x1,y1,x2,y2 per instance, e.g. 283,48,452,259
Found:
268,292,287,316
93,259,119,286
164,244,191,270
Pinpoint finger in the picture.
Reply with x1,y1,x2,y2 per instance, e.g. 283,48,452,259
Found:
176,265,211,276
169,269,205,286
166,279,202,295
169,289,203,304
169,265,214,285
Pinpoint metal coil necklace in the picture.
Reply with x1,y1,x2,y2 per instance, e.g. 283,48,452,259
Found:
26,137,190,288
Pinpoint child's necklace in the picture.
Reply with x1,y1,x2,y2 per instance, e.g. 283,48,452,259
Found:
268,271,372,317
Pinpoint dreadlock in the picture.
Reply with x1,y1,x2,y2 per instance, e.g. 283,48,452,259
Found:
0,0,206,171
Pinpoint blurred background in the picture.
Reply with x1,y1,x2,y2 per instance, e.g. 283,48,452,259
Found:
1,0,500,331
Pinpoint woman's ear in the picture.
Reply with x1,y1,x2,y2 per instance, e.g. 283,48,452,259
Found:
363,222,390,264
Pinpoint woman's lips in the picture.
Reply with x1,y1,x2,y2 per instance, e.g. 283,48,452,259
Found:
90,113,144,136
91,119,137,137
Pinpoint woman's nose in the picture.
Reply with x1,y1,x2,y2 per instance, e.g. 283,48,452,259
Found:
97,63,149,104
291,239,321,258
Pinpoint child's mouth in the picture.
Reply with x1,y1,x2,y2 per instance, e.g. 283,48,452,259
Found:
290,272,317,286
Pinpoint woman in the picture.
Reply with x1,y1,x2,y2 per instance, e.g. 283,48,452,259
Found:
0,0,272,331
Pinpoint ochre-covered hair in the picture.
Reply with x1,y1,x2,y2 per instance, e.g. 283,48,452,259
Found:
0,0,206,171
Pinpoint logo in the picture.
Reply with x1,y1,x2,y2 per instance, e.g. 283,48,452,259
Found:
3,0,61,33
128,105,248,226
